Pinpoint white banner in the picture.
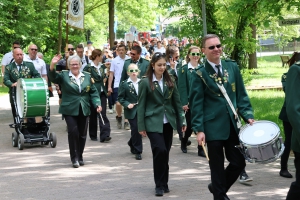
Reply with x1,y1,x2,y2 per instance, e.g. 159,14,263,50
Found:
68,0,84,30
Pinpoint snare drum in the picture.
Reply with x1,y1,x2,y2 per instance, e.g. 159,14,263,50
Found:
239,120,285,164
16,78,49,118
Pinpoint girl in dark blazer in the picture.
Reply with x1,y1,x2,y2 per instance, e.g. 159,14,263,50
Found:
138,52,186,196
83,49,111,143
118,63,142,160
50,54,102,168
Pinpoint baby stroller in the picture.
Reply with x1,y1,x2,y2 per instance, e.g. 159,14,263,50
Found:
9,78,57,150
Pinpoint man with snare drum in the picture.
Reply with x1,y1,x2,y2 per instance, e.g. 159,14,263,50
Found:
189,34,254,200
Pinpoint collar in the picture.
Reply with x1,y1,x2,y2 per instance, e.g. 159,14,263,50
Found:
152,73,163,82
132,57,141,63
69,70,85,78
91,61,102,69
14,61,23,66
188,62,197,69
207,59,221,68
127,77,140,83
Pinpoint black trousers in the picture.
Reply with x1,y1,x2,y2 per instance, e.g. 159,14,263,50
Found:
176,117,183,140
147,123,173,189
89,92,111,140
281,120,292,170
64,106,88,163
128,114,143,153
207,122,246,200
181,110,192,144
286,151,300,200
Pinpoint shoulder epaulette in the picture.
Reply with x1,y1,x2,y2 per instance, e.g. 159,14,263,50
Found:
141,76,147,79
82,71,91,75
295,61,300,65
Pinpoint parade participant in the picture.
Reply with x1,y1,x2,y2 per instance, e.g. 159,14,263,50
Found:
166,46,193,147
189,34,254,200
118,64,142,160
138,52,186,196
49,54,101,168
120,45,149,129
24,44,47,82
108,44,130,129
178,46,202,154
83,49,111,142
3,48,40,123
76,44,89,71
285,60,300,200
1,41,21,76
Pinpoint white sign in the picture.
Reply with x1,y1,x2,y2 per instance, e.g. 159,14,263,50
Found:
279,18,300,26
68,0,84,30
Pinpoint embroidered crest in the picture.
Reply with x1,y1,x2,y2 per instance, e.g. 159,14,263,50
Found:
86,85,90,92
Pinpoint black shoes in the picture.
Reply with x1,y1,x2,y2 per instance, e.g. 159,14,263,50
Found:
163,186,170,193
198,149,206,157
90,138,97,141
155,188,164,196
79,160,84,166
100,136,111,143
128,141,137,154
208,183,214,194
135,153,142,160
72,161,79,168
186,140,191,146
280,169,293,178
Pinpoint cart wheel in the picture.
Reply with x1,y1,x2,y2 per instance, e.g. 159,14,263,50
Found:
50,132,57,148
12,132,18,147
18,134,25,150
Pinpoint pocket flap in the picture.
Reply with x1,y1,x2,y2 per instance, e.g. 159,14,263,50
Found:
61,102,71,106
145,111,153,117
203,112,215,122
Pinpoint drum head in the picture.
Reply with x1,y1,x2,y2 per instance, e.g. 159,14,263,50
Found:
16,78,25,118
239,120,280,145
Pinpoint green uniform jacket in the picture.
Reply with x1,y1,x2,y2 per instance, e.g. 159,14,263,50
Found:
166,60,182,85
118,79,139,119
177,64,198,106
285,64,300,153
83,63,108,97
48,69,101,116
189,60,254,141
3,61,41,102
278,73,288,122
120,58,149,83
137,77,185,133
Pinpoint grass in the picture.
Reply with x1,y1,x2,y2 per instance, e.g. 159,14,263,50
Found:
0,76,9,96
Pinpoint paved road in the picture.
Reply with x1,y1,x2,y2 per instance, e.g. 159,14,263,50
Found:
0,93,294,200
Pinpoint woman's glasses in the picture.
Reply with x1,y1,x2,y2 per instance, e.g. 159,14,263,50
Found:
128,69,139,73
190,52,200,56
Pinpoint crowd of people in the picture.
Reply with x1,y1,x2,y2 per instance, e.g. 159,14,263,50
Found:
1,34,299,199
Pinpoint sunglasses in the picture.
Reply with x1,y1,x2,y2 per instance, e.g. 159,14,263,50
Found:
31,48,38,51
68,48,74,51
128,69,139,73
207,44,222,50
130,52,136,56
190,52,200,56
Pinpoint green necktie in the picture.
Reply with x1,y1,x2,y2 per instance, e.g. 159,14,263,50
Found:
216,65,223,84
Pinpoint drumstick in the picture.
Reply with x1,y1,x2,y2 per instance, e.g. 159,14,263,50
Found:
99,113,105,125
201,141,209,161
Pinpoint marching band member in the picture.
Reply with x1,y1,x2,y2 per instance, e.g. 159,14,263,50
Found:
118,63,143,160
138,52,186,196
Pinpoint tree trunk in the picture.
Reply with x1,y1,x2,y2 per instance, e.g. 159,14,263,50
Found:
109,0,115,48
248,23,257,69
57,0,64,54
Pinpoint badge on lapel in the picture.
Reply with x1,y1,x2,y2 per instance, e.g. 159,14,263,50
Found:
231,82,236,92
86,85,90,92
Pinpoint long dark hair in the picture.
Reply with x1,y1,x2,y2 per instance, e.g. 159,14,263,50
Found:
288,52,300,67
165,46,179,62
146,52,174,90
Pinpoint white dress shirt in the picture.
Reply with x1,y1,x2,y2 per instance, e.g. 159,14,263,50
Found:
69,71,84,92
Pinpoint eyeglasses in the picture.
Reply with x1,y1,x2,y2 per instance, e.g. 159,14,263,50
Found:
190,52,200,56
31,48,38,51
206,44,222,50
174,56,179,60
128,69,139,73
153,52,165,58
68,48,74,51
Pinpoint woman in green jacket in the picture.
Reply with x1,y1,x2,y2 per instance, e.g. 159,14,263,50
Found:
138,52,186,196
49,54,102,168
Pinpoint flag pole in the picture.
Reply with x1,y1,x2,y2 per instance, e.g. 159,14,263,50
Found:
66,0,69,52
